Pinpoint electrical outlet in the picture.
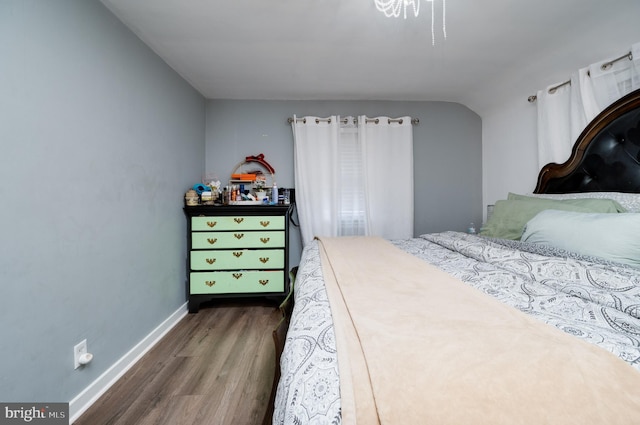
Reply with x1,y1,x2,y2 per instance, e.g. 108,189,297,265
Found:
73,339,87,369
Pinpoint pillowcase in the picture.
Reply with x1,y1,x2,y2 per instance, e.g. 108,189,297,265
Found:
479,199,601,240
521,192,640,213
521,209,640,268
507,192,627,212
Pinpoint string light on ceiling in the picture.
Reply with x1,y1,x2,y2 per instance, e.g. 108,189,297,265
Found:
374,0,447,46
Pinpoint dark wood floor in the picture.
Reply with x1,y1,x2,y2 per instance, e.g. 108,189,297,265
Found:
74,299,282,425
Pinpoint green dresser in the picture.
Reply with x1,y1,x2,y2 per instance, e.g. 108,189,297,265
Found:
184,205,292,313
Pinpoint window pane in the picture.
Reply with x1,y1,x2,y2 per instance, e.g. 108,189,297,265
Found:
338,126,366,236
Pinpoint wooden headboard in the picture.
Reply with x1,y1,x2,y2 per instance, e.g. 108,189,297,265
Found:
535,88,640,194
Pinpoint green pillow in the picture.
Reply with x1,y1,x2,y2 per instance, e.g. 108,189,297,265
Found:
479,193,626,240
521,210,640,267
479,199,600,240
506,192,627,212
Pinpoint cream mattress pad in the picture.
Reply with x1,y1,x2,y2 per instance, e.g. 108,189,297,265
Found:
317,236,640,425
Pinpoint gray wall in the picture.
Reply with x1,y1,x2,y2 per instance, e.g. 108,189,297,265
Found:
0,0,205,402
0,0,480,405
206,100,482,266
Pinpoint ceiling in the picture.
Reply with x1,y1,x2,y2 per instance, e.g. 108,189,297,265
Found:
101,0,640,114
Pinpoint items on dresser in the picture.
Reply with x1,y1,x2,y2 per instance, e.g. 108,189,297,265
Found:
184,189,199,206
183,205,292,313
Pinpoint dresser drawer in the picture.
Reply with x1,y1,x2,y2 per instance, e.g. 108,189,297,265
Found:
190,271,285,294
191,231,285,249
192,216,285,231
190,249,285,270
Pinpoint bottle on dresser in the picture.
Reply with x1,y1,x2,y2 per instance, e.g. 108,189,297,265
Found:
272,182,278,204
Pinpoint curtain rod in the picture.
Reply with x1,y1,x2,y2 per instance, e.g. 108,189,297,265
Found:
287,117,419,125
527,50,633,103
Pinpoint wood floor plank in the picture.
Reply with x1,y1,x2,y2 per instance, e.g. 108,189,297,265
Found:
74,300,281,425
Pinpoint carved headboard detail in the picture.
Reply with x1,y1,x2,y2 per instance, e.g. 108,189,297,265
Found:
535,89,640,194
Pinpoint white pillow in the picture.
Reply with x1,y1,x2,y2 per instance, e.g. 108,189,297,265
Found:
521,210,640,268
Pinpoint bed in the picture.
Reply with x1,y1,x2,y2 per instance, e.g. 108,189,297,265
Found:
271,89,640,425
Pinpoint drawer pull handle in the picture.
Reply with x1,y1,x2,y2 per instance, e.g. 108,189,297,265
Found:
233,252,243,258
205,280,216,287
206,221,217,228
207,238,218,245
234,217,244,224
260,237,270,244
234,233,245,239
260,220,270,227
206,258,216,264
233,273,243,279
259,257,269,263
259,279,269,286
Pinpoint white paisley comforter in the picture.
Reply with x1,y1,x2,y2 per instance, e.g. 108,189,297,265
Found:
273,231,640,425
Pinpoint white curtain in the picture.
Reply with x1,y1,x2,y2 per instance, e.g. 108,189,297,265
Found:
536,42,640,169
588,42,640,110
536,79,574,168
359,116,413,239
292,115,340,246
292,115,414,246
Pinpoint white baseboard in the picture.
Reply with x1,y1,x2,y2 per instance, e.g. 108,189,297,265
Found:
69,302,189,423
